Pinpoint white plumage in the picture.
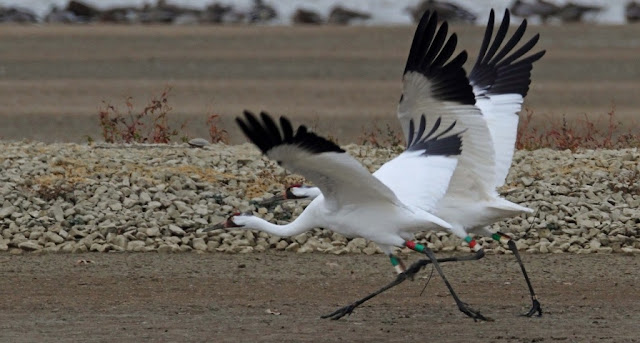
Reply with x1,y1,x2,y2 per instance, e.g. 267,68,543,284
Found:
260,9,545,318
232,111,462,254
228,110,493,321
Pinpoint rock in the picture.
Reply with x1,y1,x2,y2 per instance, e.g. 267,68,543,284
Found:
146,227,161,237
192,238,207,251
51,204,65,222
347,238,367,251
168,224,186,236
44,232,65,244
275,240,288,250
285,242,299,252
293,233,308,245
147,201,162,209
0,206,16,219
139,192,151,204
521,177,535,186
18,240,42,251
127,240,146,252
188,138,210,148
111,235,128,249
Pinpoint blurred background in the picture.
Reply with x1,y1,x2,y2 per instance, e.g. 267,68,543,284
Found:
0,0,638,144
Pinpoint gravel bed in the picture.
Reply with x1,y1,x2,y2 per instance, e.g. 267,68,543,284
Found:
1,141,639,255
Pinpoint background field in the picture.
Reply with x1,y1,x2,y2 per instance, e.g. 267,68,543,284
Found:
0,24,639,143
1,23,640,342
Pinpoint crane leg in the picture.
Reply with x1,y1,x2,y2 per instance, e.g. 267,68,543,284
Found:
406,241,492,321
321,256,429,320
493,232,542,317
322,239,491,321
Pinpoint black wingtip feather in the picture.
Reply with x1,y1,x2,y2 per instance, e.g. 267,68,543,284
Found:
403,10,475,106
469,8,545,99
407,115,463,157
237,110,345,156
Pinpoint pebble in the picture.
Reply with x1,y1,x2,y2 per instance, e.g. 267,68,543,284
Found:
0,142,638,255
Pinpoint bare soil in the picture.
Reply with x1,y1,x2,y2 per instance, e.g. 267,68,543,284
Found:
0,24,639,143
1,252,639,342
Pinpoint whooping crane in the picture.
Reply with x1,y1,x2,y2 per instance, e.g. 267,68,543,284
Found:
218,110,494,321
260,9,545,318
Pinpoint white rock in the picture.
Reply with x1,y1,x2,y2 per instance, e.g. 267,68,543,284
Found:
18,241,42,251
168,224,186,236
44,232,65,244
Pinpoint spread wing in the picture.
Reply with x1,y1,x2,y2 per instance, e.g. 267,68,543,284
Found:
236,111,401,211
469,9,546,187
374,115,463,213
398,10,497,197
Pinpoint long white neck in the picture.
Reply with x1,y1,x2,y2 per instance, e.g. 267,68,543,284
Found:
234,214,315,237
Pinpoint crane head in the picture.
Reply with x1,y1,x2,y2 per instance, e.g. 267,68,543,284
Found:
205,212,250,231
256,183,311,206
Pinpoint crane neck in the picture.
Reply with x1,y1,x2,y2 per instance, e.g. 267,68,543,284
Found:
234,214,315,237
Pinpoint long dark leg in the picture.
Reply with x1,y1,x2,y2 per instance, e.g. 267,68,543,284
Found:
323,239,491,321
493,232,542,317
406,241,491,321
321,256,430,320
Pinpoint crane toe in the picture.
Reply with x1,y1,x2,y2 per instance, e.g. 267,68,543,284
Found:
457,302,493,322
321,304,356,320
523,299,543,317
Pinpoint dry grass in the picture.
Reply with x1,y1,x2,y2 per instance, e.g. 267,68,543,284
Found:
357,119,403,149
206,113,230,144
353,105,640,151
516,105,640,151
98,87,189,144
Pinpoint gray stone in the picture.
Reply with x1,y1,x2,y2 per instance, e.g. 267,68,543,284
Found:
0,206,16,219
188,137,210,148
192,238,207,251
139,192,151,204
146,227,161,237
44,231,65,244
111,235,128,249
168,224,186,236
127,240,146,252
51,204,64,222
18,240,42,251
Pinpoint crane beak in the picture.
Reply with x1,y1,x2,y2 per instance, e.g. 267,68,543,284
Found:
204,213,243,231
257,193,287,206
206,222,226,231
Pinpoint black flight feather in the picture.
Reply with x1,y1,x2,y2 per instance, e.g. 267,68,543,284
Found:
237,111,345,156
406,115,463,157
468,9,546,100
403,10,475,106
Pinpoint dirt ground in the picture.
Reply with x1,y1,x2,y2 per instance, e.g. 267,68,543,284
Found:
0,24,639,143
1,252,639,342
